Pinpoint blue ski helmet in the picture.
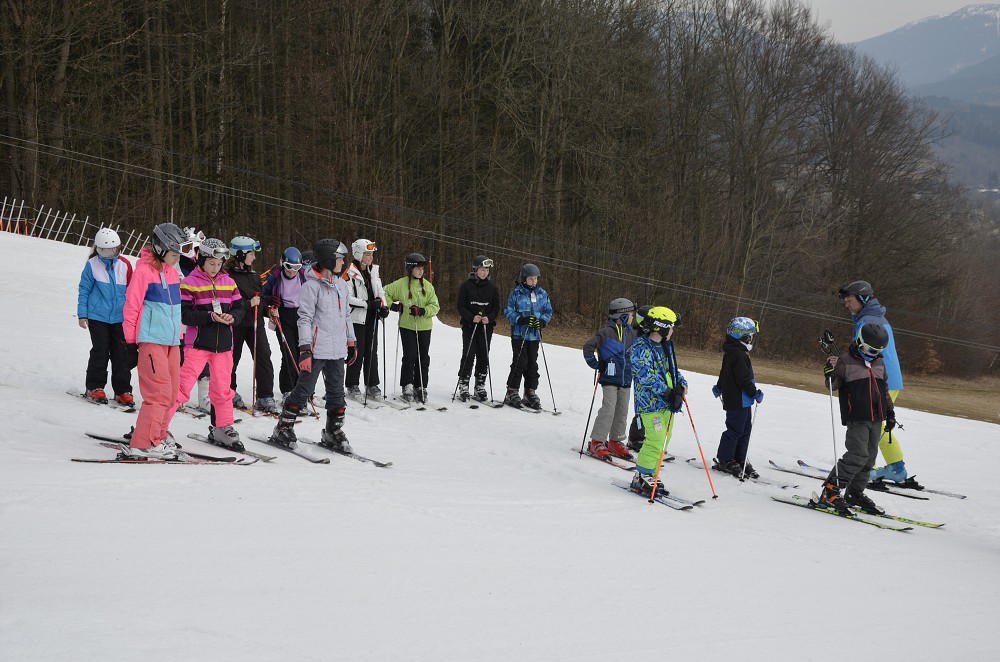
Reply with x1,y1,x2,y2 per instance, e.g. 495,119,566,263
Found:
727,317,759,340
281,246,303,270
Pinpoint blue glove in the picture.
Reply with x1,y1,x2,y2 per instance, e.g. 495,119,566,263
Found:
754,389,764,404
711,385,721,399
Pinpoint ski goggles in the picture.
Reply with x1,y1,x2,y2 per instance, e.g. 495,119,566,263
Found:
233,239,261,253
178,241,195,256
362,242,377,252
282,261,302,271
96,246,119,258
203,245,230,260
856,338,885,358
478,258,494,268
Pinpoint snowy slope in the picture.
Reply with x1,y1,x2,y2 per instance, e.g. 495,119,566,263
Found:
1,231,998,662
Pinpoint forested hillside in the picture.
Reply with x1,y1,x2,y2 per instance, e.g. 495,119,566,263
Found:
2,0,998,373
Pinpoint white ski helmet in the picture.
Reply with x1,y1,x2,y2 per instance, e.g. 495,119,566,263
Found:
352,238,377,262
95,227,121,249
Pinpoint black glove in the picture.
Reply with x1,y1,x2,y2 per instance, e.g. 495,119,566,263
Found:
346,344,358,367
409,305,426,317
597,359,608,374
823,362,835,379
664,388,684,412
884,412,897,432
390,301,403,313
517,316,531,325
125,343,139,370
377,306,390,319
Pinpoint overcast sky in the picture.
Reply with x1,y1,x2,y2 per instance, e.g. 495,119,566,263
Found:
772,1,981,43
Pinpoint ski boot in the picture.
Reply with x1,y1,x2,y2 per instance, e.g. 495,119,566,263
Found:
85,388,108,404
319,407,352,453
401,384,416,403
870,460,908,484
741,460,759,479
366,385,383,401
588,440,610,458
255,396,280,415
845,490,885,515
196,375,211,412
816,481,852,515
630,471,666,498
346,385,362,398
209,424,243,450
232,392,247,410
270,403,300,447
416,387,428,404
124,437,178,460
473,374,489,402
115,393,135,407
503,388,522,408
522,388,542,410
457,378,470,402
605,439,634,462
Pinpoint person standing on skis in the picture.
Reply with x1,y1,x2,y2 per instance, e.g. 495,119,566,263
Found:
383,253,440,404
343,238,389,403
262,246,308,399
711,317,764,479
583,298,637,460
503,264,553,410
456,255,500,403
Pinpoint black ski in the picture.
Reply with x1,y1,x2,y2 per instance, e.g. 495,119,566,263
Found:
67,390,136,414
797,460,966,500
186,433,277,462
92,439,251,464
771,494,913,531
248,435,331,463
767,460,929,500
615,483,694,510
787,495,943,528
299,439,393,467
687,458,797,489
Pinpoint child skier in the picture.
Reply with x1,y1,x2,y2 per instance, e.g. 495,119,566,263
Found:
270,239,357,451
711,317,764,479
171,238,244,447
817,322,895,515
343,238,389,402
456,255,500,402
627,306,687,498
383,253,440,404
583,298,637,459
77,227,134,406
262,246,307,398
503,264,553,410
122,223,190,459
225,235,277,414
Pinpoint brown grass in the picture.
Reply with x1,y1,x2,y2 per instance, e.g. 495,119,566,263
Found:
436,312,1000,424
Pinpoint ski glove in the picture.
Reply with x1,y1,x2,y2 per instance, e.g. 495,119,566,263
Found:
754,389,764,404
390,302,403,313
711,385,721,399
528,317,545,330
346,342,358,366
517,316,531,325
377,306,390,319
125,343,140,370
409,305,426,317
298,346,313,373
884,411,897,432
823,362,835,378
664,388,684,412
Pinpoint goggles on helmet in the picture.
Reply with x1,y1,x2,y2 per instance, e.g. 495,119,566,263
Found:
478,258,494,268
203,245,230,260
282,261,302,271
96,246,120,259
363,242,377,252
178,241,195,256
856,338,885,359
233,239,261,253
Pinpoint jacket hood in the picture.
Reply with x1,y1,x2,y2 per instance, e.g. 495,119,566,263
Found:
138,245,160,270
854,297,886,322
306,265,338,288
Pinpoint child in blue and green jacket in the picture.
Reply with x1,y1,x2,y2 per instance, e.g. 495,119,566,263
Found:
503,263,553,410
627,306,687,498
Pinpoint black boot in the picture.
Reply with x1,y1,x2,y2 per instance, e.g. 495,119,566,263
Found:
473,373,488,402
320,407,352,453
270,402,300,446
457,378,470,402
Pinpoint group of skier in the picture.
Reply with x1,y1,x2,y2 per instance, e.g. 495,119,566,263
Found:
78,222,913,513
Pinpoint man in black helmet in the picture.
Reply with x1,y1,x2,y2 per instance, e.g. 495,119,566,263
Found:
839,280,912,485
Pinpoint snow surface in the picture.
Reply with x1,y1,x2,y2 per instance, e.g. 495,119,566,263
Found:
1,231,999,661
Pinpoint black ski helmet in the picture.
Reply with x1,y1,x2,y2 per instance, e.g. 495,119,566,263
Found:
518,263,541,284
313,239,348,272
634,305,653,330
300,250,315,267
855,322,889,359
151,222,190,259
405,252,427,276
608,297,636,319
472,255,494,269
839,280,874,305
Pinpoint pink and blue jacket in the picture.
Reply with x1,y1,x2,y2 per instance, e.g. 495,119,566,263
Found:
123,246,182,346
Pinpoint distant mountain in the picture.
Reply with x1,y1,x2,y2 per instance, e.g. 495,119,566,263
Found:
914,51,1000,103
853,4,1000,88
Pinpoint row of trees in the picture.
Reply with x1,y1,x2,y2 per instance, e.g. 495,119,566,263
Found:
2,0,998,373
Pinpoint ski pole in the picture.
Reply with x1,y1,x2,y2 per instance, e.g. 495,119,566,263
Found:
414,326,426,404
537,331,558,414
251,306,258,416
682,395,718,499
648,411,676,505
362,315,379,407
578,369,600,456
275,316,319,417
819,331,840,486
739,402,759,481
452,323,480,402
393,316,400,399
485,327,494,403
382,313,388,397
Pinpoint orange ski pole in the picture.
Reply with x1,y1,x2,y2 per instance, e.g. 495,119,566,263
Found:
683,395,718,499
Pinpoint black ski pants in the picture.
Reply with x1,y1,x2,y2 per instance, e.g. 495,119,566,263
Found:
458,323,492,380
716,407,753,463
231,317,275,399
399,327,431,388
85,320,132,396
506,337,539,391
827,420,882,495
346,313,380,388
274,307,301,395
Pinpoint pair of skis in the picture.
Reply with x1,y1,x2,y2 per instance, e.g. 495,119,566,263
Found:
76,433,257,465
66,390,136,414
769,459,966,500
247,435,391,467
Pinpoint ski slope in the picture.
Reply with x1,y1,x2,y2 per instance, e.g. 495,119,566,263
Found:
1,231,998,661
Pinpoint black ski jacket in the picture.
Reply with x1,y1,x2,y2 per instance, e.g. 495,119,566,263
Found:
457,275,500,328
716,336,757,410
